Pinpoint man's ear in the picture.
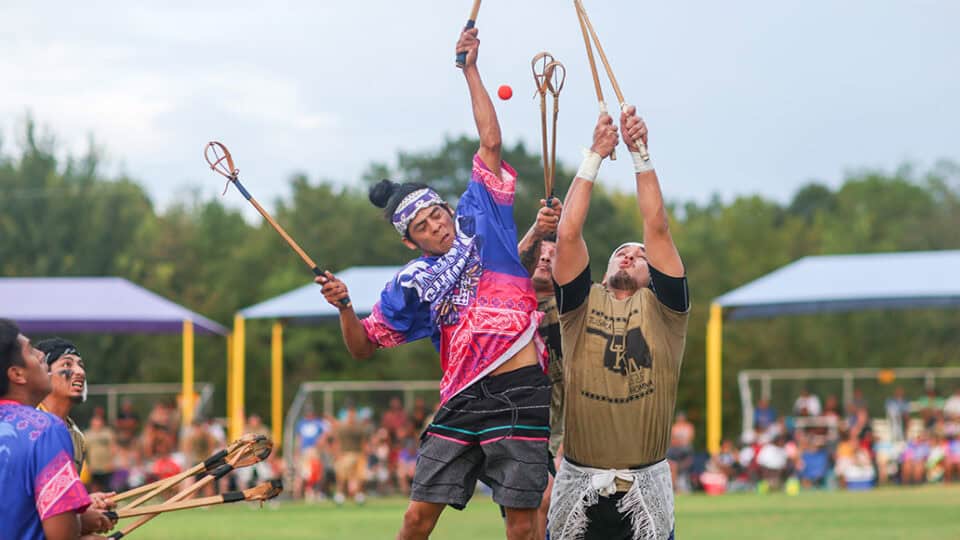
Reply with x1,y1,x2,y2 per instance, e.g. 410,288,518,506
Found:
7,365,26,385
402,238,419,251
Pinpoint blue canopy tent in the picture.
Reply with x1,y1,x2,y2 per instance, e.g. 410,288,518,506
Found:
231,266,402,443
705,250,960,453
0,277,228,425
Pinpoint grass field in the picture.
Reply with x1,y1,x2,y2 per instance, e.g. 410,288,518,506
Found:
127,485,960,540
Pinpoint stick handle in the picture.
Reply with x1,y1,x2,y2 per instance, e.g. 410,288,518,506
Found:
233,179,350,307
313,267,352,308
455,0,482,68
455,19,476,68
110,492,230,519
112,460,235,537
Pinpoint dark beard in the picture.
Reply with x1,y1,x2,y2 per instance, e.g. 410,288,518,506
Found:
531,275,552,292
608,270,639,292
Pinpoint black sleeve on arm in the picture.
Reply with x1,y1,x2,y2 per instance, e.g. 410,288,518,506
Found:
555,266,592,314
649,264,690,312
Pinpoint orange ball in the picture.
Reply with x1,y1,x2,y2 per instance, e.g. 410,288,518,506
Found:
497,85,513,100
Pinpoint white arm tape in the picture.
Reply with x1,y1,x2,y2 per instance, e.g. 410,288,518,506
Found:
631,151,654,174
577,149,603,182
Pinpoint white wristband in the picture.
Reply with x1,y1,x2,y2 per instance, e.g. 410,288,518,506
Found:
631,151,654,174
577,149,603,182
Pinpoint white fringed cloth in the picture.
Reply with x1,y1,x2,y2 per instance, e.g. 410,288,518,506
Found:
548,457,674,540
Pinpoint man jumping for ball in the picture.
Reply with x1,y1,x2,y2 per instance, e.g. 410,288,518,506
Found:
318,27,550,540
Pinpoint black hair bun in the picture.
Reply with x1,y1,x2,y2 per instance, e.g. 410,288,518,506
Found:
369,179,399,209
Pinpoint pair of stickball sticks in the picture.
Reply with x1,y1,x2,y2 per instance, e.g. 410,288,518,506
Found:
99,434,280,538
208,1,647,285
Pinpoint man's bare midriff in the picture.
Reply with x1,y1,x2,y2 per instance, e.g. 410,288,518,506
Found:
490,340,539,376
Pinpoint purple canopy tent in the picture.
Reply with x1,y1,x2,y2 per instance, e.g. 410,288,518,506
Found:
0,277,228,424
1,277,226,335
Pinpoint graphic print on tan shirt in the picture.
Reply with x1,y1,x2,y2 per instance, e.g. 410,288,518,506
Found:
538,295,564,455
561,285,688,469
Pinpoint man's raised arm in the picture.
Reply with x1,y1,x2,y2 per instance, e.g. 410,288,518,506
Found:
553,114,619,285
456,27,501,178
620,106,684,277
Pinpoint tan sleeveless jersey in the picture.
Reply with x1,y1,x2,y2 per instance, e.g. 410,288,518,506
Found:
560,285,688,469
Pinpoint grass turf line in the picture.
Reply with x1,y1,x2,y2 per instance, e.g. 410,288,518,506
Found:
123,484,960,540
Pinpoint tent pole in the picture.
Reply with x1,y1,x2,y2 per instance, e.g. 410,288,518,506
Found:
226,331,234,435
271,321,284,448
231,314,246,441
706,303,723,455
181,320,195,426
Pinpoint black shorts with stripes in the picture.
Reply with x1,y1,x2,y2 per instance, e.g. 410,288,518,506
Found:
412,364,551,510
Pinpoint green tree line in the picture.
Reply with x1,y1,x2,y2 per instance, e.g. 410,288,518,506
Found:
2,120,959,445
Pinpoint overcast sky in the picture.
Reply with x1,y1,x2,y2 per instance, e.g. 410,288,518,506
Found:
2,1,957,215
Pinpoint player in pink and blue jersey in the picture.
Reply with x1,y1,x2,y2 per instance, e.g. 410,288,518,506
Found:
318,27,549,540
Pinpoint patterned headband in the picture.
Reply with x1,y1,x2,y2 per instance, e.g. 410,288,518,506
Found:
391,188,445,236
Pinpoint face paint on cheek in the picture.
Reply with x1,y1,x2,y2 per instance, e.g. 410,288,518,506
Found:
57,369,74,380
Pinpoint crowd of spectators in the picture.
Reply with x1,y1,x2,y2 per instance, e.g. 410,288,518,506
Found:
291,396,435,504
79,385,960,501
668,386,960,495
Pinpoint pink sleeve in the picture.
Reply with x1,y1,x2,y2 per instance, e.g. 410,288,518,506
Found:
472,154,518,206
361,303,409,349
34,449,91,520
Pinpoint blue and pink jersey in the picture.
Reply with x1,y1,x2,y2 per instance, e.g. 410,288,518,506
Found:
362,155,546,403
0,400,91,538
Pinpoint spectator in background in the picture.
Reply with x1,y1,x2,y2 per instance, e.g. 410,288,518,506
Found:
237,414,273,489
298,446,324,502
296,408,330,452
410,397,430,433
794,388,822,417
901,431,931,485
111,444,136,493
917,388,944,429
945,434,960,483
756,435,790,491
149,434,181,484
181,418,217,496
822,395,840,422
709,439,740,480
850,388,867,411
115,398,141,448
833,430,857,488
667,411,695,493
369,427,393,494
333,405,370,505
396,432,418,496
753,398,777,431
380,396,410,440
885,387,911,441
943,388,960,422
796,436,829,489
84,415,116,494
244,413,271,439
143,402,172,459
318,434,338,498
